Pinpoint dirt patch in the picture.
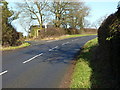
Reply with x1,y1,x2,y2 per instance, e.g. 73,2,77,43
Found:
59,60,76,88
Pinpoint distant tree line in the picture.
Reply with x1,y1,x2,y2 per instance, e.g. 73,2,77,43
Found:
1,0,91,45
14,0,90,38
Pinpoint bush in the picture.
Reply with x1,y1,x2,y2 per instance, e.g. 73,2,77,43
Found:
2,26,20,46
98,9,120,87
81,28,97,34
65,28,79,35
38,28,66,39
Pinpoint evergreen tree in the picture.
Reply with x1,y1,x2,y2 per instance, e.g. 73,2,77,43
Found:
1,1,20,46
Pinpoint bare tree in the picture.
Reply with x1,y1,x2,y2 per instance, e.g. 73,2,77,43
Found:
83,19,91,28
49,1,90,29
19,17,32,35
12,0,90,38
15,0,48,37
49,1,69,28
92,14,109,29
16,0,48,28
66,2,90,29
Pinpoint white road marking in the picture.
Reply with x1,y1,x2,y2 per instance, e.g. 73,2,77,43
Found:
54,46,58,49
47,40,58,42
0,70,8,75
23,53,43,64
49,49,53,51
49,46,59,51
72,39,78,41
62,42,70,46
47,41,53,42
74,39,78,41
62,43,66,45
66,42,70,44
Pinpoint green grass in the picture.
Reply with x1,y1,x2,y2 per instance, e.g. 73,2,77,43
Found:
28,34,97,41
1,42,30,51
70,38,98,88
59,34,97,40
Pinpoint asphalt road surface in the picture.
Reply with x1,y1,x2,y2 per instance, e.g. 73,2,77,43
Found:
1,35,96,88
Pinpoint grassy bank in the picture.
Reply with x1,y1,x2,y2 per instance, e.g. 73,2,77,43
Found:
59,34,97,40
70,38,98,88
1,42,30,51
42,34,97,40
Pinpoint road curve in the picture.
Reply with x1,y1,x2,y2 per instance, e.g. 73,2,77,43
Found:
2,35,97,88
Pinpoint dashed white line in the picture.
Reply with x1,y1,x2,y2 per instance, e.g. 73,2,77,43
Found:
47,41,53,42
74,39,78,41
54,46,58,49
49,46,59,51
23,53,43,64
0,70,8,75
49,49,53,51
62,42,70,46
72,39,78,41
47,40,58,42
66,42,70,44
62,43,66,46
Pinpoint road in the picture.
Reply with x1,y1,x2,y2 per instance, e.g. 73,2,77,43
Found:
1,35,96,88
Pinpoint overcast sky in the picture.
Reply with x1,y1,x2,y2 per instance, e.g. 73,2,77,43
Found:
5,0,120,36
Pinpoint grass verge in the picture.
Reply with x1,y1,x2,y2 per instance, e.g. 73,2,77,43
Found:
42,34,97,40
59,34,97,40
1,42,30,51
70,38,98,88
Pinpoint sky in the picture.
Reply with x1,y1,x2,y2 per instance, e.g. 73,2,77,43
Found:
85,1,118,24
5,0,120,36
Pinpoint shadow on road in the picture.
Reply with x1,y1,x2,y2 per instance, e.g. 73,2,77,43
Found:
42,43,82,65
24,42,82,65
